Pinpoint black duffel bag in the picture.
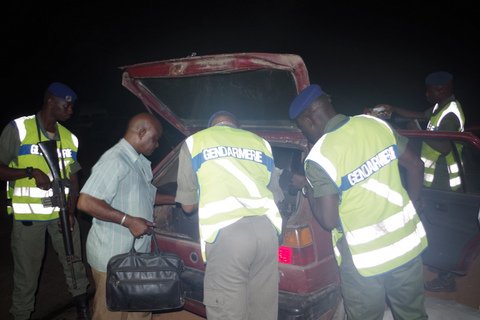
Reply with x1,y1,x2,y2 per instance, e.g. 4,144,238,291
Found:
106,235,185,312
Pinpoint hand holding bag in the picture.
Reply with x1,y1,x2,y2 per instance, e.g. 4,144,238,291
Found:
106,235,185,312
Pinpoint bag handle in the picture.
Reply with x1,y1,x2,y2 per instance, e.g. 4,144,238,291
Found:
129,235,161,255
129,235,182,270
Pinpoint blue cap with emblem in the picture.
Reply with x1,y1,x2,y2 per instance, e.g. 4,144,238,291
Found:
425,71,453,86
47,82,77,103
288,84,325,120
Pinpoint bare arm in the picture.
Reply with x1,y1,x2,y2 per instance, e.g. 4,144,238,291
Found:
61,172,80,230
376,104,428,120
68,172,79,216
77,193,155,237
398,144,424,204
424,139,452,155
175,142,199,214
0,163,51,190
181,203,198,214
305,187,340,231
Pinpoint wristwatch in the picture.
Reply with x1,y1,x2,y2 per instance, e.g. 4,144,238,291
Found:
25,167,34,179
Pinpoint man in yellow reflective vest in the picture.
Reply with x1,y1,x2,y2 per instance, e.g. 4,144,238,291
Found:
375,71,465,190
0,82,91,320
375,71,465,292
290,84,428,320
175,111,282,320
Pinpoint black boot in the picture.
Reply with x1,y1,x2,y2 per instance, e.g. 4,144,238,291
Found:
424,271,456,292
74,293,91,320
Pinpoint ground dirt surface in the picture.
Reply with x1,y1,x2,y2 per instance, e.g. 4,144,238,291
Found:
0,211,479,320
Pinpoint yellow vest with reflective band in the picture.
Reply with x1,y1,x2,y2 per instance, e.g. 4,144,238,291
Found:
186,125,282,261
305,115,428,277
7,115,78,221
422,100,465,190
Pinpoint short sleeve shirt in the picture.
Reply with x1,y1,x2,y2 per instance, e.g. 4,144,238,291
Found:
175,142,199,206
81,138,156,272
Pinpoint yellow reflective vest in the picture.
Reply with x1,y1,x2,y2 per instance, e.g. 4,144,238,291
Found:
422,100,465,190
7,115,78,221
186,125,282,261
305,115,428,276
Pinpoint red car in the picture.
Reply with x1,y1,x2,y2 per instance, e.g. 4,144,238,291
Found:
119,52,480,319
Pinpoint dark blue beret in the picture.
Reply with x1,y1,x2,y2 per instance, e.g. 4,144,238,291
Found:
47,82,77,103
289,84,325,120
425,71,453,86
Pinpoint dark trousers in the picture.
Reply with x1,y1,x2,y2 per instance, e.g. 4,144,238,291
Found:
10,218,90,320
339,239,428,320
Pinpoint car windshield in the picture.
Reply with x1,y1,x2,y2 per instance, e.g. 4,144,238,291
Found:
142,69,298,128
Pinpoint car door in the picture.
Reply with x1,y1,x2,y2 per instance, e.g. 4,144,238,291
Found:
400,130,480,274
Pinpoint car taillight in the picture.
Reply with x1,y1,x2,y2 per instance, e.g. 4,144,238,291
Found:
278,226,315,266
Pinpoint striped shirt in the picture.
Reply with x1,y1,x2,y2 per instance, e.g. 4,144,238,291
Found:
81,138,156,272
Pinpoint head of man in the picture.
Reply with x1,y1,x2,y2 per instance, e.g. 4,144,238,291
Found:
125,112,163,156
289,84,336,144
425,71,454,105
44,82,78,122
207,110,239,128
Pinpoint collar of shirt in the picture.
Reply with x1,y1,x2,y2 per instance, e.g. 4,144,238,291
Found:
118,138,152,175
324,114,349,133
119,138,142,162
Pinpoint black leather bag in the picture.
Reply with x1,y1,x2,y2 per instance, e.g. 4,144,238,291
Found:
106,236,185,312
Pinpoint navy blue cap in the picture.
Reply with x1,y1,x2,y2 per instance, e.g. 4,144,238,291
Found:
425,71,453,86
47,82,77,103
207,110,238,127
289,84,325,120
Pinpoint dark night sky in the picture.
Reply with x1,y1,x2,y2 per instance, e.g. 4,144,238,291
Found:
4,1,479,131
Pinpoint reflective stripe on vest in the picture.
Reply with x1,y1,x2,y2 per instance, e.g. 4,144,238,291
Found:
6,182,13,214
305,115,427,276
187,125,282,261
421,146,462,189
8,115,78,221
426,101,465,132
353,220,426,269
423,100,464,190
12,186,70,198
13,203,61,215
345,201,416,246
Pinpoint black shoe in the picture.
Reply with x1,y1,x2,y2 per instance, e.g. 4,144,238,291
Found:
425,272,456,292
74,293,91,320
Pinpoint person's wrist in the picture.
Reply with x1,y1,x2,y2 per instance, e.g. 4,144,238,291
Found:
120,214,128,226
25,167,34,179
301,186,310,197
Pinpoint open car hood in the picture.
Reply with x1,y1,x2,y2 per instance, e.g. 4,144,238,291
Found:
120,52,310,137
